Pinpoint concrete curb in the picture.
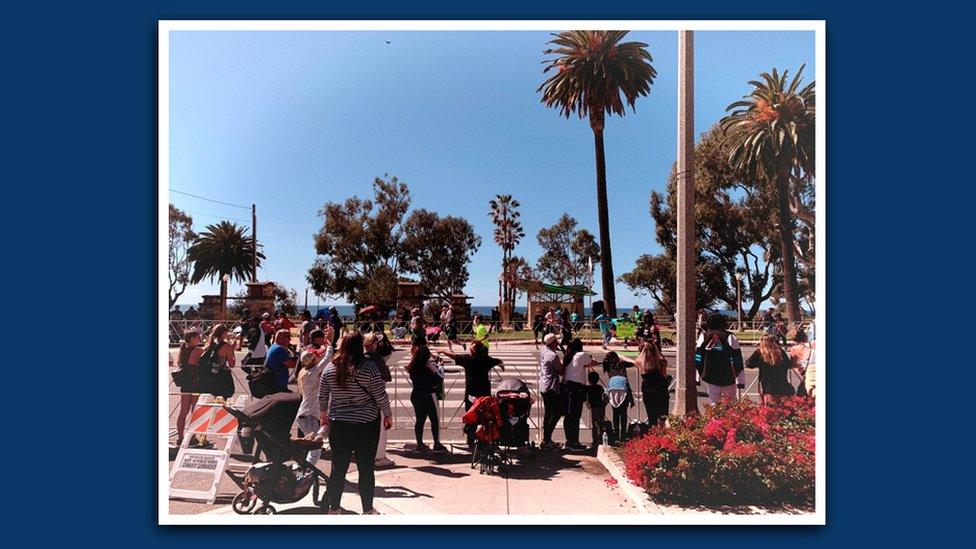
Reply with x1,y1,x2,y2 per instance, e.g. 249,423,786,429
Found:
596,445,663,515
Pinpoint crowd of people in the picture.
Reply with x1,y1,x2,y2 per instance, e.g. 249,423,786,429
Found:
172,305,817,514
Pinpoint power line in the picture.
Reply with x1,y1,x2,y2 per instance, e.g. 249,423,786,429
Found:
170,188,250,210
180,209,251,224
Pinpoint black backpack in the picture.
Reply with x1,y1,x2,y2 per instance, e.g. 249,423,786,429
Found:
696,330,738,385
247,366,279,399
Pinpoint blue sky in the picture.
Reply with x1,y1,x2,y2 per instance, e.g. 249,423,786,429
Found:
168,29,814,308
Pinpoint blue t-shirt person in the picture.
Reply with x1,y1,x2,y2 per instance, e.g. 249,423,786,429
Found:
264,343,292,391
594,313,611,335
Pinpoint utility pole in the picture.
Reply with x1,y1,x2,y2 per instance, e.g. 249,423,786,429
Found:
251,204,257,282
674,30,698,416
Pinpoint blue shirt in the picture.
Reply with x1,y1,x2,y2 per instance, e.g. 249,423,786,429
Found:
594,314,610,334
264,343,291,391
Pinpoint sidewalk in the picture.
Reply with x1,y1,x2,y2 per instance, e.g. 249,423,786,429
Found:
193,441,639,516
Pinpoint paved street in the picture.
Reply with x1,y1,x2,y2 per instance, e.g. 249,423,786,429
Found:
168,340,764,445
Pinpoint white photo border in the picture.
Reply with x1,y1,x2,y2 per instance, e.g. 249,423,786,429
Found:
158,19,826,526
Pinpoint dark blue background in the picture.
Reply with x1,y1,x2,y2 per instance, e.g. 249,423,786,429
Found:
5,0,966,544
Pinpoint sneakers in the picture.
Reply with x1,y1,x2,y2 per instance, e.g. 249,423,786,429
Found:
363,508,382,515
564,442,587,452
431,443,449,453
414,443,430,453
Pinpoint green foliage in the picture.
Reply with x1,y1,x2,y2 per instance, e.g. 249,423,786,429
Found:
307,175,480,307
721,65,815,184
721,66,816,320
648,124,781,317
168,204,196,308
489,194,527,307
307,175,410,303
401,209,482,299
535,213,600,287
187,220,263,285
539,30,657,122
618,253,727,316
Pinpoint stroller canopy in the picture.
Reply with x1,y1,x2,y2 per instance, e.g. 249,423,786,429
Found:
496,378,529,397
241,392,301,439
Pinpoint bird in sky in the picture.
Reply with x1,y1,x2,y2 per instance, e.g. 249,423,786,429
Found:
385,40,391,45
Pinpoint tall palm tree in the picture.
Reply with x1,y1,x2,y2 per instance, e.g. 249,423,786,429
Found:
187,221,265,312
489,195,525,322
721,65,815,322
539,30,657,317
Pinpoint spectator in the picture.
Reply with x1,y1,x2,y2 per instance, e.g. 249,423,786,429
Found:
602,351,632,378
439,340,504,448
562,338,598,451
407,344,447,453
364,332,396,468
747,334,795,404
594,311,612,350
695,313,745,404
298,310,314,347
538,333,564,450
636,341,670,426
606,373,634,444
570,310,580,332
586,371,606,449
260,312,275,347
263,329,296,393
318,332,393,515
174,330,204,447
327,306,344,347
409,307,425,346
295,326,334,463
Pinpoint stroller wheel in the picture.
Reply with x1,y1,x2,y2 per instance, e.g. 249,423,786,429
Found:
255,504,276,515
232,490,257,515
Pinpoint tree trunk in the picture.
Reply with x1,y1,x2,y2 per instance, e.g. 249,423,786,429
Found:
775,175,803,322
591,112,616,317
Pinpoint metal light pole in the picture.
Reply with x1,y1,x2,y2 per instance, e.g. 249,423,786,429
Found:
735,272,744,331
304,287,309,313
674,30,698,416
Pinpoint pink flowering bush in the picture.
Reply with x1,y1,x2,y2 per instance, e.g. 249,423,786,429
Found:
623,397,815,506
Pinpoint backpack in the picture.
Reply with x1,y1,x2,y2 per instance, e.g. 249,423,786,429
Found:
695,330,740,386
247,366,278,399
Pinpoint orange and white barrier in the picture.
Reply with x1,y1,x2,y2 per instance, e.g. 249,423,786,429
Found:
169,394,249,503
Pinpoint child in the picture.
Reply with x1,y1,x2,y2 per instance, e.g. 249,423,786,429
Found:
585,371,607,447
606,373,635,445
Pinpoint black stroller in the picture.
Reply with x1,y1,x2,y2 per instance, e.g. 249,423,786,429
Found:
222,392,329,514
466,379,536,475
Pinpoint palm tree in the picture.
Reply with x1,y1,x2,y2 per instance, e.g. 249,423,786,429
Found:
489,194,525,324
539,30,657,317
721,65,815,322
187,221,265,314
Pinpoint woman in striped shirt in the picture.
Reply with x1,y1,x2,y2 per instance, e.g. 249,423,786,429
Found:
318,332,393,515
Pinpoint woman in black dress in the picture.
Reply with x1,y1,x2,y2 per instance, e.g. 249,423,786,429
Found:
636,341,670,426
746,334,795,404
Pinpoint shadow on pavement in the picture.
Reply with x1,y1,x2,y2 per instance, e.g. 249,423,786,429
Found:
496,452,581,481
414,465,470,479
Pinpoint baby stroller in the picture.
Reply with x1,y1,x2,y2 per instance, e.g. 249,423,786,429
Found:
463,379,536,475
222,392,329,514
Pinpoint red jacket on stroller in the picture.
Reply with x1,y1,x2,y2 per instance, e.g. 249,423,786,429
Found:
462,396,501,443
